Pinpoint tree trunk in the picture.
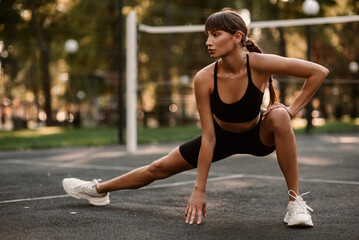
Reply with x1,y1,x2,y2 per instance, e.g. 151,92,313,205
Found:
30,1,52,126
157,0,172,126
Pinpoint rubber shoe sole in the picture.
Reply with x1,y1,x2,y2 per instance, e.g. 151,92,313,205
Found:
287,220,314,228
286,215,314,227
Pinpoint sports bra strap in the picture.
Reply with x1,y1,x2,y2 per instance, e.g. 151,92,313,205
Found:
214,61,219,89
215,55,259,87
245,54,253,83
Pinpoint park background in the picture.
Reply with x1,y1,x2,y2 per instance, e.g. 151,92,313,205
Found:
0,0,358,150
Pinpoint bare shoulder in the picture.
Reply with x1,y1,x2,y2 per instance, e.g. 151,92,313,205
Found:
248,52,285,69
195,62,216,81
194,62,216,92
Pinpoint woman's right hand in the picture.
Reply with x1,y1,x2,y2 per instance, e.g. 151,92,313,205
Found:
185,188,206,224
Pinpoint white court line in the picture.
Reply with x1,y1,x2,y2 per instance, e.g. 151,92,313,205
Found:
2,159,359,183
0,159,137,172
0,194,70,204
0,159,199,175
1,173,358,204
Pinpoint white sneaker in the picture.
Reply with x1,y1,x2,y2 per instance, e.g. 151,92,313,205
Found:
62,178,110,206
284,190,314,227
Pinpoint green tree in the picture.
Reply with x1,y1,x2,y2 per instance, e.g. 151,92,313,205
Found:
1,0,358,130
137,0,237,126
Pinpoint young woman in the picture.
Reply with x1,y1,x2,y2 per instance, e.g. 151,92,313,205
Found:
62,9,328,227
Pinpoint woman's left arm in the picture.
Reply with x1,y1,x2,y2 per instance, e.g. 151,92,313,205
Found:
254,53,329,118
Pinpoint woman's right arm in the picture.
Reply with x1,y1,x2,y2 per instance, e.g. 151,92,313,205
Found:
185,69,216,225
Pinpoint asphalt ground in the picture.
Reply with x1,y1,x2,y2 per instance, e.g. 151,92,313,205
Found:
0,133,358,240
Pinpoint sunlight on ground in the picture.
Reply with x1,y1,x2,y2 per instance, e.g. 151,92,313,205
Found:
11,127,64,137
298,156,339,166
338,136,359,144
36,127,64,135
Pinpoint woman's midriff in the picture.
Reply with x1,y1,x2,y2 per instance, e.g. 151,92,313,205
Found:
213,113,260,133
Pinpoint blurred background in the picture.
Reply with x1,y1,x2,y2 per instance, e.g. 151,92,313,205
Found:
0,0,358,150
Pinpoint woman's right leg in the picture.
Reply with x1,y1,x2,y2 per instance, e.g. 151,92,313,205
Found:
62,147,195,206
97,147,194,193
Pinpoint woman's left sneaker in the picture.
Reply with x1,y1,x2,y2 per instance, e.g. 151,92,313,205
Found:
284,190,313,227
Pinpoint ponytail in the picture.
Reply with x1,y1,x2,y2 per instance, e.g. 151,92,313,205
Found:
245,38,278,107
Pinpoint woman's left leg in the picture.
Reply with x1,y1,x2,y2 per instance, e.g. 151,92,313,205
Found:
259,108,299,201
259,108,314,227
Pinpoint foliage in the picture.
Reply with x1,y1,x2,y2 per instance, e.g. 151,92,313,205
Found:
0,0,358,129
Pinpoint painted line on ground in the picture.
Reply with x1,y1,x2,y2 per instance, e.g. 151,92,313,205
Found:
2,159,359,184
0,159,199,175
0,159,138,172
0,194,70,204
1,173,358,204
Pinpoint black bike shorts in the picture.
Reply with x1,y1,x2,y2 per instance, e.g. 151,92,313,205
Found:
179,115,276,168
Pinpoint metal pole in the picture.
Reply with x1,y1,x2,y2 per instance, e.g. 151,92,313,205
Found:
126,11,137,153
305,24,313,134
117,0,124,144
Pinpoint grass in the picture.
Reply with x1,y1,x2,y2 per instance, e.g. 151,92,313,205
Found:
0,120,358,151
0,125,202,151
0,127,118,151
294,120,359,134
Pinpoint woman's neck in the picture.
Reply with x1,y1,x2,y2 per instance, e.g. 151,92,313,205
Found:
220,50,246,75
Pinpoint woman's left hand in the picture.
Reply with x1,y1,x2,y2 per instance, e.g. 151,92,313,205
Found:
262,102,294,120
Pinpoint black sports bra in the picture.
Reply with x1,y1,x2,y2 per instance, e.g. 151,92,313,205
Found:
210,54,264,123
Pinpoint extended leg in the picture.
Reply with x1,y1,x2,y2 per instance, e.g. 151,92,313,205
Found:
62,147,193,206
98,147,194,193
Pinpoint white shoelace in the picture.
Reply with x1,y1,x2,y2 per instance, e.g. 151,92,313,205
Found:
288,190,314,212
92,179,102,190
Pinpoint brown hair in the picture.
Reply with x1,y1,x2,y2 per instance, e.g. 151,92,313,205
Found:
205,8,277,106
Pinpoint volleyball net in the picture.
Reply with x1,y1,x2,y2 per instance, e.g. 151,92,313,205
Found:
126,12,359,153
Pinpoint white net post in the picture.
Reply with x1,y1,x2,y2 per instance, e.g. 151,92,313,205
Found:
126,10,137,153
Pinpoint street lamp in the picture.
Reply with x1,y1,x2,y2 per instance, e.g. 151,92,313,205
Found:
64,39,79,54
349,61,359,118
64,39,79,126
302,0,320,16
349,61,359,73
179,75,190,124
64,39,78,82
302,0,319,134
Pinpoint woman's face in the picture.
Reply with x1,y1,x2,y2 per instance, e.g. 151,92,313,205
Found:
206,30,236,58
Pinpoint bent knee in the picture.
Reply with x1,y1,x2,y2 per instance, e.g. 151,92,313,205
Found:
267,108,292,130
267,108,290,121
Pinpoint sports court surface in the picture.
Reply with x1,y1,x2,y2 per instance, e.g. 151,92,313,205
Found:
1,133,358,239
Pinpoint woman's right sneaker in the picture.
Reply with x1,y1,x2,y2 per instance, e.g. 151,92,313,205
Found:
284,190,314,227
62,178,110,206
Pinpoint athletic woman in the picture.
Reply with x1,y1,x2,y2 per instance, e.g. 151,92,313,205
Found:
62,9,328,227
